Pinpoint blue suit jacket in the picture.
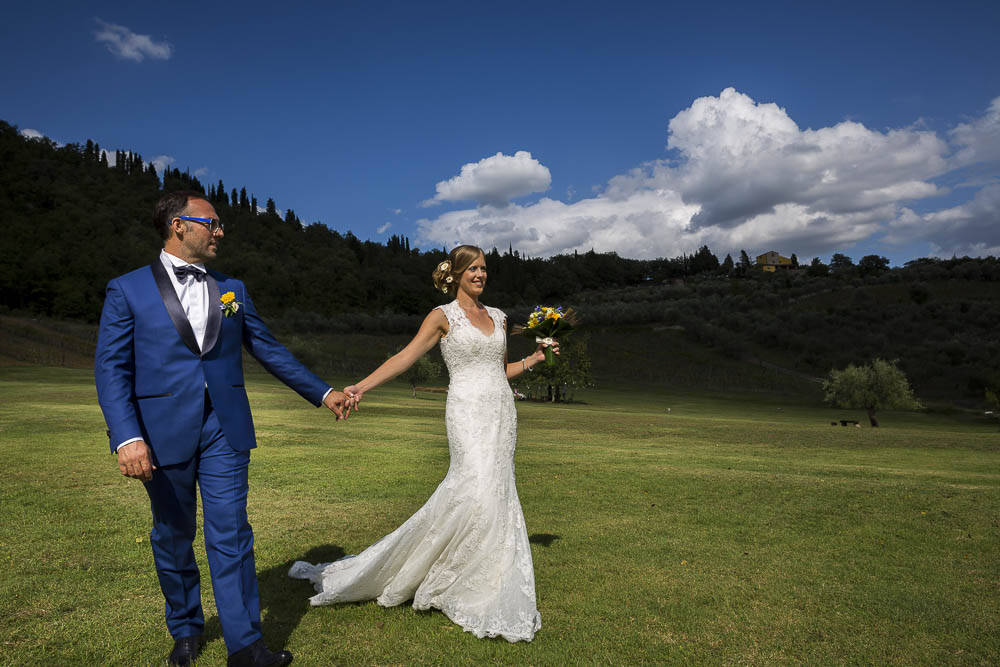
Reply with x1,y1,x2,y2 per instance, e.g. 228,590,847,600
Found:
95,261,329,466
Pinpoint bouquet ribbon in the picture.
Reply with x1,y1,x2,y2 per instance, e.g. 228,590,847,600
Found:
535,337,555,346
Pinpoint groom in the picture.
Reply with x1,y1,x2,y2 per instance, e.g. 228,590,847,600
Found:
95,191,350,667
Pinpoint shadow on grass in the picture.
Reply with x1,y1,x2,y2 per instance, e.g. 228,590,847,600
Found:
529,533,560,547
256,544,347,651
206,537,555,652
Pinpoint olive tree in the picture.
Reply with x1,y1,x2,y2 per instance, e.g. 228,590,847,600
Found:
823,358,922,427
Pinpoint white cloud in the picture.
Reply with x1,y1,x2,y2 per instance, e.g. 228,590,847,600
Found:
417,88,1000,260
256,204,285,218
663,89,949,229
149,155,175,174
950,97,1000,166
418,191,700,258
20,128,44,140
377,222,392,234
423,151,551,207
887,184,1000,257
98,149,173,176
94,19,173,62
194,167,212,179
393,208,402,215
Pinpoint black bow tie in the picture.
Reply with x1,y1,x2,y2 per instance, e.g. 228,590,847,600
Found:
173,264,207,283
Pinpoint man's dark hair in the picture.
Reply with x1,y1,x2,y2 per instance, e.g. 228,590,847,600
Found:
153,191,208,241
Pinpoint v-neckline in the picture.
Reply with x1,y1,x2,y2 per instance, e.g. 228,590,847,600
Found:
458,302,495,337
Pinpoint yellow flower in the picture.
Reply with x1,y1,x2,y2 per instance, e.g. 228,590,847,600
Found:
221,292,236,304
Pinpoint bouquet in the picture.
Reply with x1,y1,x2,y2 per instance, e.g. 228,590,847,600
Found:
511,305,579,366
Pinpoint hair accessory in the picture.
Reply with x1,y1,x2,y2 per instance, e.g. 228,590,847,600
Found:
438,261,450,272
445,276,453,283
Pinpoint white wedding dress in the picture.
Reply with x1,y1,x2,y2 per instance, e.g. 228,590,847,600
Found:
289,300,541,642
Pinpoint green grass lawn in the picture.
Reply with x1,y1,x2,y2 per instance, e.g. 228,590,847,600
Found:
1,366,998,665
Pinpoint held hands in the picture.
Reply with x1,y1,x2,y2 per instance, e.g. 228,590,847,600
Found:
118,440,157,482
323,390,353,420
343,385,364,412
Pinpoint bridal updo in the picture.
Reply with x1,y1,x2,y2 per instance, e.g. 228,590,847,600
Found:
432,245,485,296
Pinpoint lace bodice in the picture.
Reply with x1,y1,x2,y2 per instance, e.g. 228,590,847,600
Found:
435,301,517,471
436,300,507,383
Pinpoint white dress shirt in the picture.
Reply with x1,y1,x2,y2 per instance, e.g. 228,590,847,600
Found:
160,250,210,350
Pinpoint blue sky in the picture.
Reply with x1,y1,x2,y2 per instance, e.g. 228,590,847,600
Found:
4,0,999,265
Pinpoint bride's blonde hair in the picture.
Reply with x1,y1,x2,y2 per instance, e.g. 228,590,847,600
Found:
432,245,485,296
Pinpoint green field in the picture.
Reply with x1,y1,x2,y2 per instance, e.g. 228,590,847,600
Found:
1,367,998,665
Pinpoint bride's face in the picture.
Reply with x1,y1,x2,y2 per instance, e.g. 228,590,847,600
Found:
459,253,487,297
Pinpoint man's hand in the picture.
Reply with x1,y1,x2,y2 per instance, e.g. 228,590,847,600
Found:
324,390,351,420
118,440,156,482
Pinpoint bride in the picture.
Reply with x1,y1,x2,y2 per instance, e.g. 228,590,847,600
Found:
289,245,554,642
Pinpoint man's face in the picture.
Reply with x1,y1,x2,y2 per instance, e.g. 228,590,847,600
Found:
177,198,222,264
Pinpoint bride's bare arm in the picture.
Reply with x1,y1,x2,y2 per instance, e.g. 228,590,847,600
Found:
505,343,558,380
345,309,448,406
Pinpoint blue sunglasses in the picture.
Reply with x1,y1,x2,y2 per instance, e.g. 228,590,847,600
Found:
177,216,224,233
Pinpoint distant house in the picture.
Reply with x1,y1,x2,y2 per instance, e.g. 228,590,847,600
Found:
756,251,793,272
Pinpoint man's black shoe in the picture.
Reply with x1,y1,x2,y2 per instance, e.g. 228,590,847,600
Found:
227,639,293,667
168,635,201,666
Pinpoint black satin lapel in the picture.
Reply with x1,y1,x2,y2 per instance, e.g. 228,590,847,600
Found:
202,274,222,357
150,260,201,357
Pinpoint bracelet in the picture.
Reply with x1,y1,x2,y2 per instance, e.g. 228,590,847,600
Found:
523,358,533,373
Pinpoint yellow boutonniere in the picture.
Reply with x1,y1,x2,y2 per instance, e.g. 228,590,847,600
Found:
220,291,242,317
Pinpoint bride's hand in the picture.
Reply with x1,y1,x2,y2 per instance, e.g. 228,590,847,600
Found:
344,385,364,410
531,339,559,363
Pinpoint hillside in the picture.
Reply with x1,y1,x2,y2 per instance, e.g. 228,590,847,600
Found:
558,270,999,401
0,310,894,403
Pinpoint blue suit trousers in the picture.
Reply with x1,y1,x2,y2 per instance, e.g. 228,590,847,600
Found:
144,394,260,654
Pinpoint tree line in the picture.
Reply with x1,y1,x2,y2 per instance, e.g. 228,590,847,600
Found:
5,119,959,325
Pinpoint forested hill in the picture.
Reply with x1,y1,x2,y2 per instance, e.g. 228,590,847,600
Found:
2,121,999,401
1,120,684,323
